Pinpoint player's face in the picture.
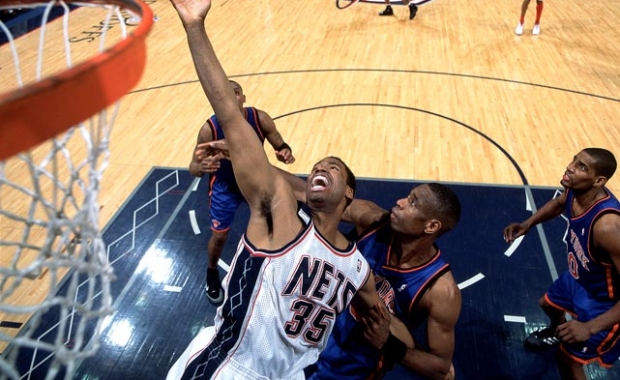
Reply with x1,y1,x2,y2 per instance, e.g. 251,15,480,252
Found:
306,157,351,209
561,151,600,190
230,82,246,111
391,185,439,236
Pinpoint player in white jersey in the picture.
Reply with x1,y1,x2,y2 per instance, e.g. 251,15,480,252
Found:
167,208,372,380
167,0,411,379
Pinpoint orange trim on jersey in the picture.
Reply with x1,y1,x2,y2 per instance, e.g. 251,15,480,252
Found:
387,247,443,274
249,107,266,141
211,225,232,233
583,206,620,298
366,357,386,380
357,218,388,242
570,191,610,220
598,323,620,355
543,294,577,318
559,344,615,369
606,265,616,299
208,175,216,197
407,263,450,313
207,118,220,140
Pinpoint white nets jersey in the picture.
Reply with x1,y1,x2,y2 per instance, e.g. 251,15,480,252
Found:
169,217,371,380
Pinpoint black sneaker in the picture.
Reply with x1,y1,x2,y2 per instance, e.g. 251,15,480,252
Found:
205,268,224,304
379,5,393,16
408,4,418,20
524,327,560,352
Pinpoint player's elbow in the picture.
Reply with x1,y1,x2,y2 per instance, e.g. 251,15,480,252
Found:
433,361,454,380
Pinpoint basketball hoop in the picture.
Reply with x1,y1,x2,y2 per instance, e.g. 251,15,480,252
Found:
0,1,152,379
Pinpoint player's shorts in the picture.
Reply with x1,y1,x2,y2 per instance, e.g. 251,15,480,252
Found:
545,272,620,367
209,180,245,232
167,326,306,380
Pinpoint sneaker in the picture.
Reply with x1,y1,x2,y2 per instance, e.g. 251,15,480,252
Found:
408,4,418,20
515,23,524,35
532,24,541,35
524,327,560,352
205,268,224,304
379,5,393,16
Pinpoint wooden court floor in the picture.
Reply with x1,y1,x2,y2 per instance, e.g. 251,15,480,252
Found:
106,0,620,218
1,0,620,377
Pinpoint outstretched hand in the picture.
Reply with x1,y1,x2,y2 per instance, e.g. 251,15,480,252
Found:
196,141,229,173
169,0,211,25
503,222,529,244
199,141,229,158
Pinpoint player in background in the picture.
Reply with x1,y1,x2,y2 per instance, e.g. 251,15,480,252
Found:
504,148,620,379
514,0,544,35
378,0,435,21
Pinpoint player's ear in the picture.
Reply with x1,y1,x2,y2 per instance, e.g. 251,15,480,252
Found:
593,175,608,188
345,186,354,203
425,219,442,235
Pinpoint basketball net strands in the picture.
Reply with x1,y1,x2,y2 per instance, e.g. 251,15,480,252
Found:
0,1,152,379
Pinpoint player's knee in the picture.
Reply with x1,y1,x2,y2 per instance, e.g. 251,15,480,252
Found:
537,295,547,308
210,230,229,246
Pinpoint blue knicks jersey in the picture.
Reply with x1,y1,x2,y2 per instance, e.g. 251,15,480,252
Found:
313,214,451,380
565,188,620,300
206,107,265,186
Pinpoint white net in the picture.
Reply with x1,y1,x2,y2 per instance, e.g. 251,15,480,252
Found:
0,1,150,379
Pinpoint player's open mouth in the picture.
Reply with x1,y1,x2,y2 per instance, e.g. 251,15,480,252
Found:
311,175,329,191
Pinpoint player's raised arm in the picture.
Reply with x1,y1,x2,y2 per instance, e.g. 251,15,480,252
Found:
171,0,298,247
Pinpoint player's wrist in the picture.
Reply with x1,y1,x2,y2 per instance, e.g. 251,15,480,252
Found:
380,333,408,369
275,142,292,153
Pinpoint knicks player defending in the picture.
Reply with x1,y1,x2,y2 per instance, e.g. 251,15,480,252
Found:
167,0,409,379
504,148,620,379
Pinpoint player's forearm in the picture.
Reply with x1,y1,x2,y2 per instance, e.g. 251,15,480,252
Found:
266,131,286,150
183,22,239,128
587,301,620,335
522,197,564,229
183,22,269,189
400,349,452,380
388,315,414,349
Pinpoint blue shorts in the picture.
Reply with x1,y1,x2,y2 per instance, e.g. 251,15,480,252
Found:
546,272,620,367
208,179,245,232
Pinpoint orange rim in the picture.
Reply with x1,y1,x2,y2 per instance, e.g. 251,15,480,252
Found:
0,0,154,161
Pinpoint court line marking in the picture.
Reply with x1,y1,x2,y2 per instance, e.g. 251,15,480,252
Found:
504,315,527,323
504,235,524,257
457,273,484,290
189,210,201,235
